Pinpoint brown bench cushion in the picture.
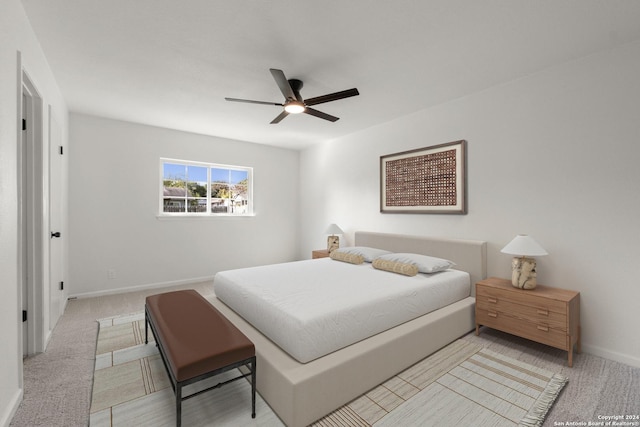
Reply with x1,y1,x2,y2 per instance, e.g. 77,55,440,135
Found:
146,289,254,382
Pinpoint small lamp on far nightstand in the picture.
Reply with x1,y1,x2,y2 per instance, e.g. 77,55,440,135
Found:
501,234,548,290
324,223,344,253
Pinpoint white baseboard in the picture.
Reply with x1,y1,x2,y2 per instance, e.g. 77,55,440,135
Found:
68,276,215,300
1,388,23,427
44,329,52,350
581,343,640,369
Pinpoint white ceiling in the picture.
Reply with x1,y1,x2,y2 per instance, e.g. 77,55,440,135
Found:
20,0,640,150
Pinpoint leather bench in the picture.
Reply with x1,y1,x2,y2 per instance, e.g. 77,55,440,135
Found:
145,289,256,427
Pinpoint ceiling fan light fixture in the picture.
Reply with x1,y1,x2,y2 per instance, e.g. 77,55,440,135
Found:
284,101,305,114
225,68,359,123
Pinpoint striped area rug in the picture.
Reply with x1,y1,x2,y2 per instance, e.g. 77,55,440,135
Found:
315,340,567,427
90,314,566,427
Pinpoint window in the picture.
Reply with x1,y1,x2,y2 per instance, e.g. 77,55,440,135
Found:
160,158,253,216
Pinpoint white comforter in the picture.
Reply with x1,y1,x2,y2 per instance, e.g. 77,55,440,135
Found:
213,258,470,363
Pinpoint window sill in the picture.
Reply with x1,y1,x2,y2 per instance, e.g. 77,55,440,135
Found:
156,213,255,220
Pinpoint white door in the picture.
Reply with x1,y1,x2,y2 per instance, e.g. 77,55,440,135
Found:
21,71,45,356
49,110,65,328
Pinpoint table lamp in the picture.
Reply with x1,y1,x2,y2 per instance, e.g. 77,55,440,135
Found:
500,234,548,290
324,224,344,253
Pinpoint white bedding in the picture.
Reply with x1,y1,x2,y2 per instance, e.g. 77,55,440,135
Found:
213,258,470,363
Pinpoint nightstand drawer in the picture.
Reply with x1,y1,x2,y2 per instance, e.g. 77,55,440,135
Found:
476,297,567,331
476,310,567,349
476,285,567,315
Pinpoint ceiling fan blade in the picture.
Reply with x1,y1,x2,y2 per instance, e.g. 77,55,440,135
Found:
304,107,339,122
225,97,283,107
270,110,289,124
270,69,297,101
304,88,359,106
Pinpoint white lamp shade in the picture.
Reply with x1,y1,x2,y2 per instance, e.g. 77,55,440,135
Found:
324,223,344,235
501,234,548,257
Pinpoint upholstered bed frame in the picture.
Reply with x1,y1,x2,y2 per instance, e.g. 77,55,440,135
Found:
206,231,487,427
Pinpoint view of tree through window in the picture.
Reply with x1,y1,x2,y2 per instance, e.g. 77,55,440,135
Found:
161,159,252,215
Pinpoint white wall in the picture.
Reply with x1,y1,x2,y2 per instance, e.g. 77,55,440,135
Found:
300,41,640,367
68,114,299,297
0,0,68,424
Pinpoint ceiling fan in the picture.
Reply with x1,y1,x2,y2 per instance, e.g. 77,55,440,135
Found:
225,68,359,124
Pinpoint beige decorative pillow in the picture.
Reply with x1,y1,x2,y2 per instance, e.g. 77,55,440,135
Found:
372,259,419,276
376,253,455,273
330,251,364,265
333,246,391,262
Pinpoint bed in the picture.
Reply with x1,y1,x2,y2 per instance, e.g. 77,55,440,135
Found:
214,259,472,364
207,231,487,426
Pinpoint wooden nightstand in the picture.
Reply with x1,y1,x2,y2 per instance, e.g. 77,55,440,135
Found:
312,249,330,259
475,277,581,367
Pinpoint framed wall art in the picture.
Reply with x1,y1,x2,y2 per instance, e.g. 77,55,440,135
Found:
380,140,467,214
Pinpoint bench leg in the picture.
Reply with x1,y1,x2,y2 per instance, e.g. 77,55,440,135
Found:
144,311,148,345
251,357,256,418
176,383,182,427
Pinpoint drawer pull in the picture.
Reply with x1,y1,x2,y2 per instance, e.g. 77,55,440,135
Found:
488,297,498,304
537,325,549,332
537,309,549,316
488,311,498,318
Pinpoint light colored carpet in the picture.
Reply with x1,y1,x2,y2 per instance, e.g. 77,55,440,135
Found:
90,314,566,427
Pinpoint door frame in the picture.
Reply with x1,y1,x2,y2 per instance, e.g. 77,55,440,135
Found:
18,65,46,356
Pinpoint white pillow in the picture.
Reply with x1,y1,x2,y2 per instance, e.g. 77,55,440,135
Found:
334,246,392,263
376,253,456,273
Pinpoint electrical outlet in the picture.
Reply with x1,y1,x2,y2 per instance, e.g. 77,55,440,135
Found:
107,269,116,279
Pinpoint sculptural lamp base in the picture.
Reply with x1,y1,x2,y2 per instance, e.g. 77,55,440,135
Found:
511,256,537,290
327,235,339,253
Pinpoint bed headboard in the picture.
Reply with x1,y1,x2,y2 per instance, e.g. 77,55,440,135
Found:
354,231,487,296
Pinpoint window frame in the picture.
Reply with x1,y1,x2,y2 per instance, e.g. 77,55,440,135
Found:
159,158,254,217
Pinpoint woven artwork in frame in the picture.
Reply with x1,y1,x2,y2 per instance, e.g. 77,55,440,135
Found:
380,140,467,214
